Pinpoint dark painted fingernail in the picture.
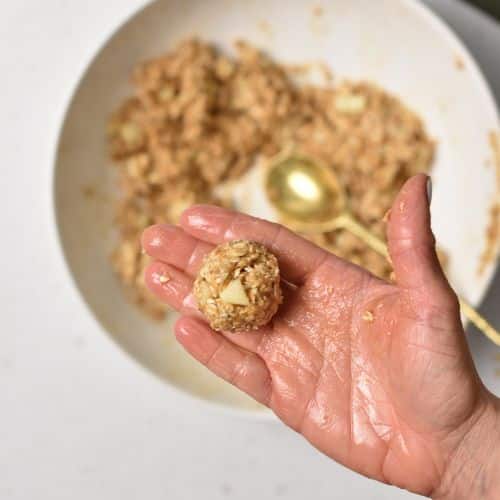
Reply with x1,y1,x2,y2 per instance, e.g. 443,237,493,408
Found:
426,177,433,205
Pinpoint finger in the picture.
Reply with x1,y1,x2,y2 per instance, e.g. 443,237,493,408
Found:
386,174,457,309
175,316,272,406
144,261,199,314
180,205,329,284
142,224,213,277
144,260,270,353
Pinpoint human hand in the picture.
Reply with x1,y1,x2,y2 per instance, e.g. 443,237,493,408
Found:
142,174,500,499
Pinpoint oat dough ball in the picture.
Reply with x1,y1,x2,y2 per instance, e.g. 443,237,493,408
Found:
194,240,282,332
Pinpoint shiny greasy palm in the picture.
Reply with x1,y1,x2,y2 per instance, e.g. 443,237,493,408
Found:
142,175,490,496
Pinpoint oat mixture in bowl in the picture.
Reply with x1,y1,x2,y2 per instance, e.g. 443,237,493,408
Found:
54,0,500,411
107,38,435,320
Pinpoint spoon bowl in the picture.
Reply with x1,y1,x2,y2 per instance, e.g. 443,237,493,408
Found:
265,156,346,224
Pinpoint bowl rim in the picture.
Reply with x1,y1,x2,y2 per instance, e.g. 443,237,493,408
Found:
50,0,500,420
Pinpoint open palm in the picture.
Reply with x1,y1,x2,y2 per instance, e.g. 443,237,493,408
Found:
142,175,493,497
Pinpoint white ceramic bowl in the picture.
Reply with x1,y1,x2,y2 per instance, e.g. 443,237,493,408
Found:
54,0,500,416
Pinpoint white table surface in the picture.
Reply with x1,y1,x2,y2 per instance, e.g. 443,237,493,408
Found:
1,1,499,499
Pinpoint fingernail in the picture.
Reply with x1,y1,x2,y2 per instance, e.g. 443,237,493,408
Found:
174,321,191,340
142,224,178,250
426,177,433,205
184,206,230,237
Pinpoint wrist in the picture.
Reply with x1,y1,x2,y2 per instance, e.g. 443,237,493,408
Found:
434,393,500,500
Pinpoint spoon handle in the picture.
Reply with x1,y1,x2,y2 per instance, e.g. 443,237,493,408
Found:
457,300,500,347
339,214,500,346
336,214,390,259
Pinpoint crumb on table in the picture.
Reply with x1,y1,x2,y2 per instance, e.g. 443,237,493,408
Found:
454,55,465,71
312,5,324,17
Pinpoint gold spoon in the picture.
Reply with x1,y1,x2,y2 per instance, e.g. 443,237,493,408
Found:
265,154,500,346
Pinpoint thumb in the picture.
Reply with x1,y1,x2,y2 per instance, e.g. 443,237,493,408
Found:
387,174,454,303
